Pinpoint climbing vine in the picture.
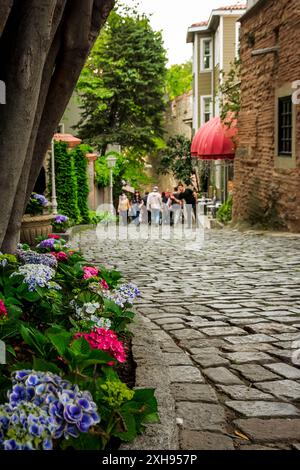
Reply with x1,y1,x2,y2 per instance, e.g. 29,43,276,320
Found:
52,141,80,223
71,144,91,223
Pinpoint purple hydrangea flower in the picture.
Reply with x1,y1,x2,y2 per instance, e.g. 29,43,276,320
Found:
37,238,56,250
54,215,68,224
33,194,48,207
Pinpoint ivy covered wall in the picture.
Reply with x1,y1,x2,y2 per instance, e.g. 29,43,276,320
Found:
49,142,90,224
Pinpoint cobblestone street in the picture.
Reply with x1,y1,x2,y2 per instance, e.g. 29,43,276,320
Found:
75,227,300,450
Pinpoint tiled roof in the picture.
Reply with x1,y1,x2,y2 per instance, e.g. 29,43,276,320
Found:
53,133,82,148
216,4,247,10
190,4,246,28
191,21,208,27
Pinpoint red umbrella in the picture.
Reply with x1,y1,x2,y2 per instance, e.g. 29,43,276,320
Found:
191,116,237,160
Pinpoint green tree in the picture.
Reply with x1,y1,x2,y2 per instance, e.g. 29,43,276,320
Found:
159,135,196,187
95,150,152,202
165,60,192,100
76,6,167,154
219,58,241,121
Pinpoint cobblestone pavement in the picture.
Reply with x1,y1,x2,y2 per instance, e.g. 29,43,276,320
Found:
74,226,300,450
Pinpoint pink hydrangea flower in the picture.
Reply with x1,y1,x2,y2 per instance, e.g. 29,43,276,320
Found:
50,251,68,262
0,299,8,317
56,251,68,262
83,266,99,280
100,279,109,290
74,328,126,363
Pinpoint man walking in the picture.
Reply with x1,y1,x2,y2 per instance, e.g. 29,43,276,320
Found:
174,183,197,229
147,186,162,226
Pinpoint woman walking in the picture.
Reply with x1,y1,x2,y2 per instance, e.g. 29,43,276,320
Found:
131,191,143,226
118,192,130,226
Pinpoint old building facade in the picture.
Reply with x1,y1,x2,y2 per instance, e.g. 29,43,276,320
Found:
187,4,246,133
187,4,246,200
233,0,300,231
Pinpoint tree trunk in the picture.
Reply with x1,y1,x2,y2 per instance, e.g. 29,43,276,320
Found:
0,0,57,247
0,0,115,253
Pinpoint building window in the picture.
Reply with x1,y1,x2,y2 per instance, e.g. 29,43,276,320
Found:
278,96,292,155
201,38,212,71
201,96,212,125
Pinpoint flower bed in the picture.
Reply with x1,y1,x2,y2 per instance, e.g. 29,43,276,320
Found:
0,236,158,450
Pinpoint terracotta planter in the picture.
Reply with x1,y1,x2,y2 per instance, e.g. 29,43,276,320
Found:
20,213,54,246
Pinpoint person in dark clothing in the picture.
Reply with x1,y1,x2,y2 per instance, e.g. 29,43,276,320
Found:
169,186,182,226
131,191,143,225
175,183,197,228
142,192,151,225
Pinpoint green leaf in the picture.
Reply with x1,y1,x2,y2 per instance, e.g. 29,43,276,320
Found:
20,324,49,357
6,344,16,357
61,433,101,450
32,357,61,375
113,410,137,442
70,337,91,356
46,327,73,357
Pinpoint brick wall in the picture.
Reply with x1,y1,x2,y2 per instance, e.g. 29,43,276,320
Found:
233,0,300,231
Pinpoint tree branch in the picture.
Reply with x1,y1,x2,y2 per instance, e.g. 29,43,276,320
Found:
0,0,13,38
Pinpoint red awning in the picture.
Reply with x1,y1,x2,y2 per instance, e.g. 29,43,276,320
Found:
191,116,237,160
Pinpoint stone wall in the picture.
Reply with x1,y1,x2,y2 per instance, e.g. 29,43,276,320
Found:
164,91,193,139
233,0,300,231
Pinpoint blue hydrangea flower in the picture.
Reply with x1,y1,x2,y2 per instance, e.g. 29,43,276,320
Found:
10,264,60,292
0,402,55,450
17,249,57,268
8,370,100,440
104,283,141,308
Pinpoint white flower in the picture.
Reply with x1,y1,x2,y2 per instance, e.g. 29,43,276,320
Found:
84,302,100,314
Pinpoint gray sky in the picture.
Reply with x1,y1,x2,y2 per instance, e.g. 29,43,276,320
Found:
121,0,245,65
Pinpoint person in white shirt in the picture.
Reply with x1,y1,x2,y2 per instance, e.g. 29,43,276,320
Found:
147,186,162,226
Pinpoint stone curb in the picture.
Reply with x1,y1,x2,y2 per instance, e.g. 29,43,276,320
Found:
121,313,179,450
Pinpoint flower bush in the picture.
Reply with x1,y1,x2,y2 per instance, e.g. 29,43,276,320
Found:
11,264,61,292
25,193,49,216
74,328,126,363
52,215,69,233
0,237,158,451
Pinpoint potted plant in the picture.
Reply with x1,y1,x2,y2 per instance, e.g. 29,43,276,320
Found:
20,193,54,246
51,214,69,237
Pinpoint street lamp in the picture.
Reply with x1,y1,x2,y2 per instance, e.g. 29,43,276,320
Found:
107,155,117,214
51,138,58,215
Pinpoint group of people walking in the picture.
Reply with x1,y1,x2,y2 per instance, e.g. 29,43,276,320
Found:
117,183,198,228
